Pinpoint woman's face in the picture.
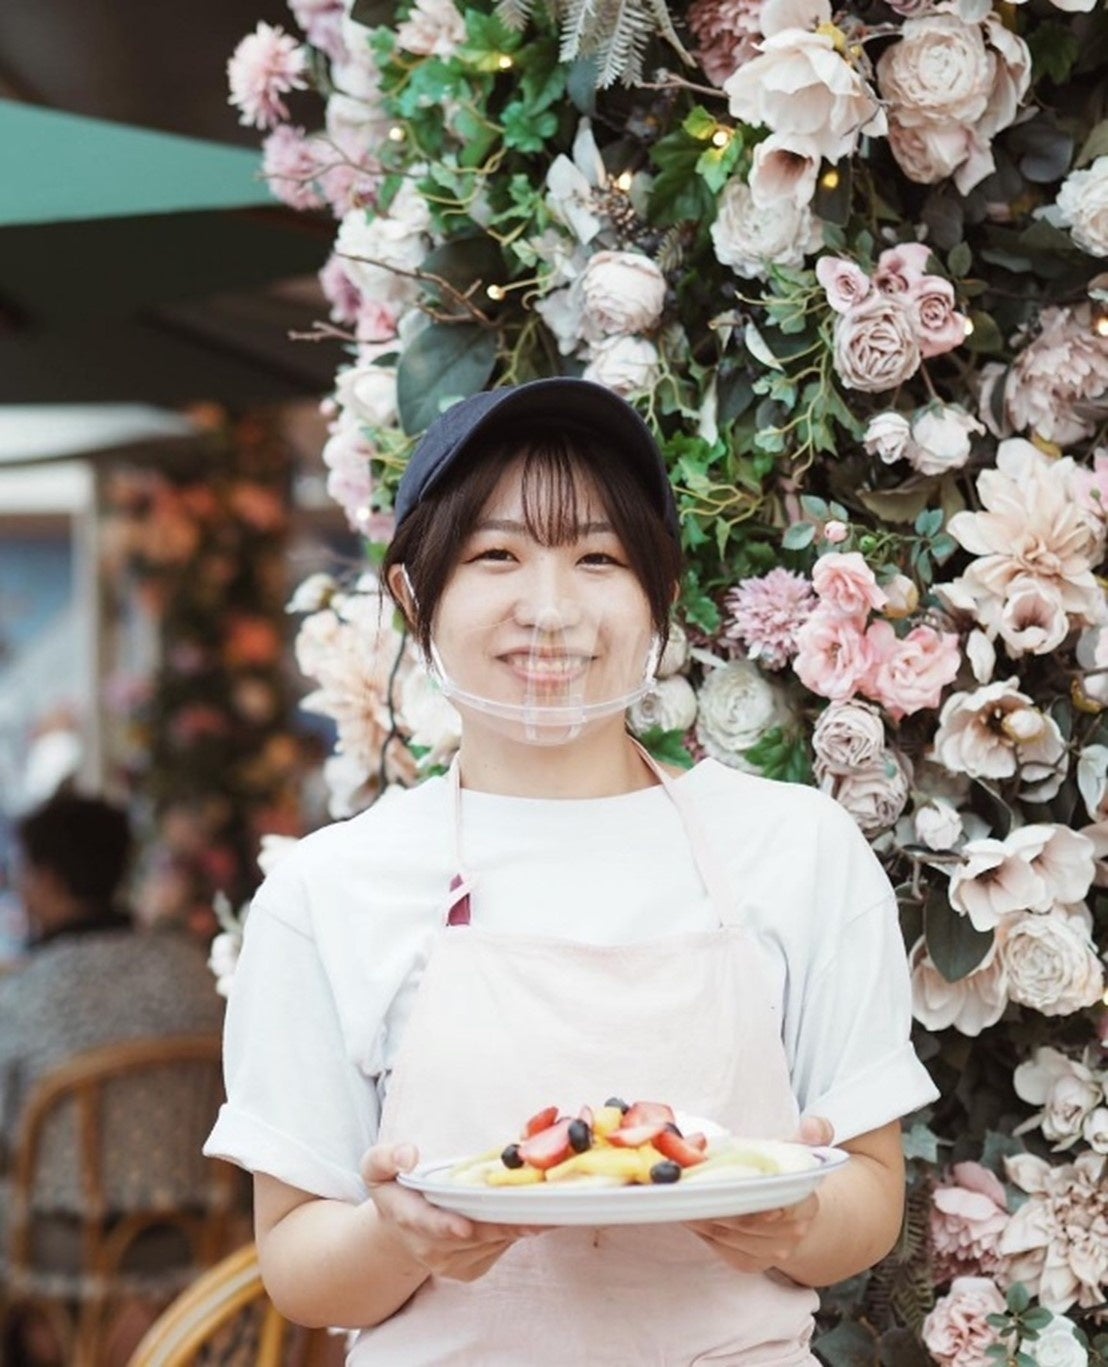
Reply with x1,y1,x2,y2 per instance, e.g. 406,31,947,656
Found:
428,457,655,731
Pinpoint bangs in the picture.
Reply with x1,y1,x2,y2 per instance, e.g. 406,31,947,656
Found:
517,439,603,548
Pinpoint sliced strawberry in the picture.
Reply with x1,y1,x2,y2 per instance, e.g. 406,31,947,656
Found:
578,1104,594,1127
607,1122,668,1147
655,1128,709,1168
522,1105,559,1139
623,1101,676,1129
684,1132,709,1153
518,1118,573,1170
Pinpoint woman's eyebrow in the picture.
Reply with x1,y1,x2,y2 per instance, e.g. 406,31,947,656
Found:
475,518,615,534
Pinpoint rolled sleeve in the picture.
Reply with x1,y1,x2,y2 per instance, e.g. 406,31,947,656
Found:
203,895,378,1203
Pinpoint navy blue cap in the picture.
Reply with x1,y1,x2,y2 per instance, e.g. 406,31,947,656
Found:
394,378,680,541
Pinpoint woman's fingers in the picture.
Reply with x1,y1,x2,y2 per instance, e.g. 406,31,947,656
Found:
361,1141,419,1186
795,1115,834,1147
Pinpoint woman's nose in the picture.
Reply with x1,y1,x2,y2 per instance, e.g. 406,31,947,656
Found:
511,560,584,629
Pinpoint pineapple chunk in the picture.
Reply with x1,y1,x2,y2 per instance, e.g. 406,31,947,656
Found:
592,1105,625,1138
485,1164,546,1187
545,1147,645,1183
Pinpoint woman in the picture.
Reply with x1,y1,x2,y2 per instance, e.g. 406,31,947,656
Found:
206,378,938,1364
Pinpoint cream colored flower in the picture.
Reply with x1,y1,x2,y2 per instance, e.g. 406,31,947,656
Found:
1047,155,1108,257
909,937,1008,1035
696,659,789,770
908,404,983,475
628,676,699,737
914,797,964,851
580,251,667,336
812,699,886,776
1025,1316,1089,1367
395,0,466,57
1000,306,1108,448
822,750,911,835
582,336,662,396
748,133,822,208
863,411,912,463
658,622,691,677
1001,1151,1108,1310
334,360,399,429
399,667,461,768
711,178,823,279
932,679,1067,790
948,827,1053,930
1014,1047,1104,1150
832,295,921,392
998,907,1105,1018
724,9,885,164
877,13,994,127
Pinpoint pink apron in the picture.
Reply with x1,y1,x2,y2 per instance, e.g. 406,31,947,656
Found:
358,750,820,1366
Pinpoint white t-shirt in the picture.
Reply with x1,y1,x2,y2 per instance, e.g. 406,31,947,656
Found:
205,760,938,1203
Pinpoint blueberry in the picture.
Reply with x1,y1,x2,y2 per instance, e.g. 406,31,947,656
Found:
501,1143,524,1169
604,1096,630,1113
650,1160,682,1184
567,1119,592,1153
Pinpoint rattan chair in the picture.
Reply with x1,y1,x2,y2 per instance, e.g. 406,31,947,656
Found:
0,1034,243,1366
127,1243,339,1367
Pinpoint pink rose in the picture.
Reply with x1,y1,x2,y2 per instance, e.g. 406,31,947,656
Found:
930,1162,1009,1281
922,1277,1006,1367
862,621,961,718
811,551,887,618
907,274,969,358
816,255,873,313
793,607,873,701
874,241,933,293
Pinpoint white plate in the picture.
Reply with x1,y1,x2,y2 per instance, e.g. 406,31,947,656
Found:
398,1146,850,1226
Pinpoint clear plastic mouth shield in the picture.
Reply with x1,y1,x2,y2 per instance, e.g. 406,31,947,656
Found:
406,572,660,745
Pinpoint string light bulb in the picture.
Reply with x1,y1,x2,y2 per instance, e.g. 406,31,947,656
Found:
1094,311,1108,339
711,128,731,149
497,53,513,70
388,125,406,143
486,284,506,301
963,316,975,337
614,170,634,192
820,168,840,191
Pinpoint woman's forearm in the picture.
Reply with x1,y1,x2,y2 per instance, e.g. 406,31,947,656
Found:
258,1196,429,1329
775,1148,904,1288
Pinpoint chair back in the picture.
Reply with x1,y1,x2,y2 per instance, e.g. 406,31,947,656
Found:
7,1033,239,1285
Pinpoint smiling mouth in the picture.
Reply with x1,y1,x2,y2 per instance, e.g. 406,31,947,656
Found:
500,652,593,684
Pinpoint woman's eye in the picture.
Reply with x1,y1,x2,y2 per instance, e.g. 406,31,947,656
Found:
473,547,515,562
579,551,620,567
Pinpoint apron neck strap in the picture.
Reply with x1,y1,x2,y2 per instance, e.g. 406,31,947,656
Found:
448,740,737,927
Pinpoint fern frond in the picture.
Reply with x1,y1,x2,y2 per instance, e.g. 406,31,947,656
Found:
862,1183,935,1334
495,0,538,30
586,0,657,87
558,0,600,63
646,0,695,69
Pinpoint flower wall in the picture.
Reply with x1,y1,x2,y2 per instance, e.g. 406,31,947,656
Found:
231,0,1108,1360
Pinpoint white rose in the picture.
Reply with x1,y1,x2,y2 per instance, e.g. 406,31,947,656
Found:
825,751,911,834
582,336,661,396
1083,1106,1108,1154
1026,1316,1089,1367
395,0,466,58
908,404,984,475
864,411,912,463
724,26,885,164
696,660,788,769
628,676,698,736
914,798,964,851
998,907,1105,1016
580,251,667,336
877,13,994,127
711,179,823,280
335,191,430,309
748,133,821,208
887,116,987,188
334,361,399,429
1050,155,1108,257
1014,1046,1103,1148
1077,625,1108,707
811,700,886,776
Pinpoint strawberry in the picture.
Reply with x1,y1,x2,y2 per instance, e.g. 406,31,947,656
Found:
578,1104,594,1127
655,1128,709,1168
685,1132,708,1153
623,1101,676,1129
522,1105,559,1139
607,1122,668,1147
518,1118,573,1170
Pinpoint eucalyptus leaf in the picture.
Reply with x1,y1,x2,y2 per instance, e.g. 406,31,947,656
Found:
814,1320,879,1367
396,323,498,435
923,887,994,983
857,484,934,524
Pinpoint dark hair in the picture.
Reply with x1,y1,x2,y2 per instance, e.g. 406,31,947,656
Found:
382,421,683,654
18,796,132,909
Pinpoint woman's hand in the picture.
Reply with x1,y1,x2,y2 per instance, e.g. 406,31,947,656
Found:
683,1116,834,1275
361,1143,544,1283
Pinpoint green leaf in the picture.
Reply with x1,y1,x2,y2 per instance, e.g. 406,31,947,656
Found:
964,311,1004,355
696,137,742,193
396,323,498,435
350,0,394,27
947,241,972,277
923,886,995,983
502,102,558,152
857,485,935,525
1026,20,1081,84
565,57,597,113
1022,1308,1054,1332
782,522,816,550
683,106,718,141
637,726,695,770
814,1319,879,1367
902,1123,941,1163
421,235,507,298
1007,1283,1031,1314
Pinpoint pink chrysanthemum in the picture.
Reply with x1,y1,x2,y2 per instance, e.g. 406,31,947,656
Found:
687,0,765,87
722,568,817,670
228,22,308,130
262,126,326,211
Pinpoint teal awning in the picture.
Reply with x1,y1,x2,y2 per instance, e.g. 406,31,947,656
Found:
0,100,274,227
